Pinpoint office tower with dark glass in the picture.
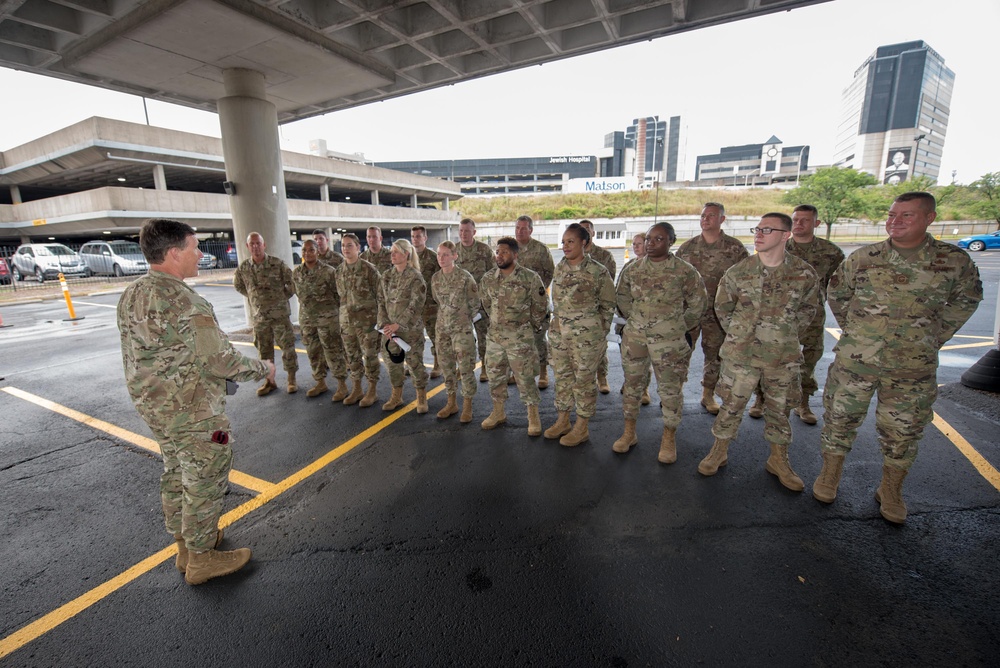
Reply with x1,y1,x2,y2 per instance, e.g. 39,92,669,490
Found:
833,40,954,184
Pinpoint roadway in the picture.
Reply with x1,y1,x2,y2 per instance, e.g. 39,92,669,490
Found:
1,249,998,666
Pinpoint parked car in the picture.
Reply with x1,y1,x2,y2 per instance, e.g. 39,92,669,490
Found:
0,257,10,285
198,251,218,270
291,239,303,265
221,240,302,267
79,240,149,276
956,230,1000,252
11,243,89,282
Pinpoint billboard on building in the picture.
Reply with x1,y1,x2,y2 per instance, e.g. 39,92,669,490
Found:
883,148,911,184
565,176,638,194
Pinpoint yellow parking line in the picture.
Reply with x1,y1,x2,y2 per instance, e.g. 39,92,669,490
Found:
0,382,448,660
940,341,995,351
932,413,1000,492
0,387,274,495
231,340,308,355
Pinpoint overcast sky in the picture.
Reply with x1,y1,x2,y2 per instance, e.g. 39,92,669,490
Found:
1,0,996,184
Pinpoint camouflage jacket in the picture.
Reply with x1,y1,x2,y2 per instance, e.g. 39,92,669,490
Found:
716,254,820,367
588,245,617,280
319,249,345,268
676,233,749,306
480,264,547,336
456,240,495,282
518,237,555,287
378,265,427,331
785,236,845,298
118,270,268,434
828,235,983,371
293,262,340,326
336,259,381,329
360,246,392,274
416,247,440,306
432,267,480,334
551,256,616,336
616,255,707,351
233,255,295,325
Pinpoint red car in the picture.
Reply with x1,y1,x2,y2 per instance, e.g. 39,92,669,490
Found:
0,258,11,285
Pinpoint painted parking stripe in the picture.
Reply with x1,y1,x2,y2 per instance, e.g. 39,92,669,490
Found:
0,387,274,495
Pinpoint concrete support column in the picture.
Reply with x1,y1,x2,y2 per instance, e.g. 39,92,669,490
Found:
320,183,329,202
371,190,379,206
443,198,449,211
10,185,22,204
217,67,296,322
152,164,167,191
411,194,418,208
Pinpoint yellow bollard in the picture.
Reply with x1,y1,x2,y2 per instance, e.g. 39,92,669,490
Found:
59,273,85,322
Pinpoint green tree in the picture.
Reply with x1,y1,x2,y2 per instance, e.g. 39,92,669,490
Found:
782,167,878,239
969,172,1000,229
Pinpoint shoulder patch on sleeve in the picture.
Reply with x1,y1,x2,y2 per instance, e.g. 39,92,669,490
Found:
192,314,216,328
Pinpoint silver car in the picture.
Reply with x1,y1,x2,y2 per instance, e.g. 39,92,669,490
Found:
11,243,89,282
79,241,149,277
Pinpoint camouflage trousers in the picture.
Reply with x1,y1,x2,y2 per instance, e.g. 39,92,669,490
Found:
473,310,490,365
302,319,347,381
712,360,800,446
152,419,232,552
341,321,381,383
485,330,540,405
691,308,725,391
798,311,827,397
534,312,550,369
253,316,298,374
423,305,438,359
386,327,428,390
436,324,477,398
549,321,604,418
820,358,936,469
621,330,692,426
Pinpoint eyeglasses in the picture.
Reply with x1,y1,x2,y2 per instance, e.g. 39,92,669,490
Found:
751,227,789,235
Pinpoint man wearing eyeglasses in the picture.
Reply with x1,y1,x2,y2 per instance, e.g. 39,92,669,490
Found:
698,213,820,493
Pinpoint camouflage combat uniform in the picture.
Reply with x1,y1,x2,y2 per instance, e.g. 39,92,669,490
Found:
456,239,496,364
336,259,383,385
416,247,441,360
518,237,555,370
480,263,547,405
820,236,982,469
361,246,392,274
616,255,707,426
587,245,617,378
319,249,345,268
432,267,480,398
785,236,845,397
676,233,749,392
549,256,616,418
711,255,820,445
293,262,346,383
118,270,269,551
378,266,429,390
233,255,298,376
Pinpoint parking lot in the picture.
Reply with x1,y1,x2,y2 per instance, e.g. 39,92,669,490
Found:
1,249,999,666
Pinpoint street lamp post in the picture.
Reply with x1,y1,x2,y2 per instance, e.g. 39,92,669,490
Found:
912,133,927,181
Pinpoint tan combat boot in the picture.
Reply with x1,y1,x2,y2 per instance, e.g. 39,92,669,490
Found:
537,365,549,390
416,388,428,414
256,379,276,397
700,387,720,415
479,366,489,383
795,397,818,425
698,438,730,476
812,451,846,503
460,397,474,424
748,392,764,419
560,417,590,447
430,355,442,379
437,393,459,419
287,373,298,394
382,386,404,411
765,443,805,492
544,411,572,439
657,427,677,464
184,547,252,586
597,372,610,394
331,378,349,402
358,381,379,408
641,387,651,406
481,400,507,430
306,378,328,398
613,419,638,453
875,464,909,524
527,404,542,436
342,379,364,406
174,529,224,573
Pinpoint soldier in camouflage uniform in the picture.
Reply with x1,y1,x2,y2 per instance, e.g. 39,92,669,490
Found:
233,232,299,395
676,202,749,415
544,223,616,447
361,225,393,274
514,215,555,389
293,240,348,401
479,237,548,435
580,219,617,394
455,218,496,382
617,232,651,405
614,223,707,463
118,218,273,585
378,239,429,413
336,233,383,408
411,226,442,378
698,214,820,492
312,228,345,267
431,241,480,423
814,192,982,524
